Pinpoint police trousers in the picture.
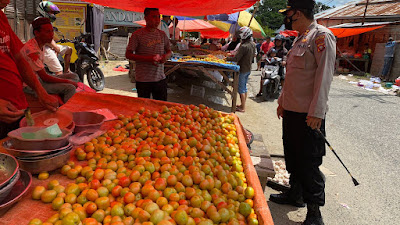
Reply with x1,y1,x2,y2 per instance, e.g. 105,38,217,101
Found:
282,110,326,206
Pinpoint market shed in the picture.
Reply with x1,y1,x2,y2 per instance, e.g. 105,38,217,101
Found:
316,0,400,79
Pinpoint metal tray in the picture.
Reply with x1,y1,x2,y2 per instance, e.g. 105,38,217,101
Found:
16,147,72,174
19,109,73,129
73,111,105,133
0,170,20,203
8,127,72,150
0,170,32,216
0,153,19,190
2,140,72,158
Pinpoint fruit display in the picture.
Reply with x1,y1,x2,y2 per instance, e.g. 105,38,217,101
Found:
178,55,232,65
28,104,260,225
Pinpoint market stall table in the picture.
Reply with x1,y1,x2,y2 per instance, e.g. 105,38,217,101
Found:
0,92,274,225
336,57,369,73
165,60,240,112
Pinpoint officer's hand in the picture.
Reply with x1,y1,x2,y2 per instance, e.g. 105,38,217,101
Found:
277,105,284,119
306,116,322,130
0,99,24,123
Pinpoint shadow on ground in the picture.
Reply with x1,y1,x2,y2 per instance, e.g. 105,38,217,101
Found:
267,200,306,225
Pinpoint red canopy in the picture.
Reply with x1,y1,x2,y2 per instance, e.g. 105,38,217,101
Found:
280,30,298,37
82,0,257,16
328,25,385,38
201,30,230,39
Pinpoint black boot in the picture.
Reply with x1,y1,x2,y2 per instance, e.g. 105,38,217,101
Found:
302,204,324,225
269,192,306,207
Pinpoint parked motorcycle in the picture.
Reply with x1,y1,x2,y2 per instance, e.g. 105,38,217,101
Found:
57,31,105,91
261,59,284,100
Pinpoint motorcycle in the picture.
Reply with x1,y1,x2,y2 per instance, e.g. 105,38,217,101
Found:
56,31,105,91
261,58,284,101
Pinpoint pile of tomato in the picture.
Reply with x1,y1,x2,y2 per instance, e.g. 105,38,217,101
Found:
29,104,259,225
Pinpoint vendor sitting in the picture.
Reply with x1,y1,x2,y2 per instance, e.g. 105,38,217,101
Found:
209,39,220,51
20,17,79,103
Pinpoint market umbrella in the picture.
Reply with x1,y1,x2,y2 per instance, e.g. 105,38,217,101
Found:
81,0,257,16
207,11,266,38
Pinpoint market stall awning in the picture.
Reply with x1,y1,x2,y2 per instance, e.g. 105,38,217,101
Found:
201,30,230,39
81,0,257,16
328,25,385,38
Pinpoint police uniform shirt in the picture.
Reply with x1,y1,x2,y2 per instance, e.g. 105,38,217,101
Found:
278,20,336,119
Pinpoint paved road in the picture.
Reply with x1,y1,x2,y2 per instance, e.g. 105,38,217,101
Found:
239,74,400,225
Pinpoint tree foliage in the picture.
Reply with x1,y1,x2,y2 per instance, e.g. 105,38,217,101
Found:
314,2,333,14
254,0,333,31
254,0,286,31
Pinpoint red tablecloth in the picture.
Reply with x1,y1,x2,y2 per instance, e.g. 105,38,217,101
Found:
0,92,274,225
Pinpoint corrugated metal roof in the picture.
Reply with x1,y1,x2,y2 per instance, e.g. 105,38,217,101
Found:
316,0,400,19
329,21,397,28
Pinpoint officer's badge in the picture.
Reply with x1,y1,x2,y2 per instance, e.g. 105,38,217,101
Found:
315,35,326,52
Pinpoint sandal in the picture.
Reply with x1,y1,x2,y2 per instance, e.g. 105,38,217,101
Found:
236,107,245,112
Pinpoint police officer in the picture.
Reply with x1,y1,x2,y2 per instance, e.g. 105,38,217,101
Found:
269,0,336,225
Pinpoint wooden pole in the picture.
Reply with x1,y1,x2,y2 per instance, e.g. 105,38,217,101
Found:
361,0,370,25
248,1,260,27
172,16,176,41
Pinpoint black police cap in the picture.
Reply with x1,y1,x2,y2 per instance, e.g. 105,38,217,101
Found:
279,0,316,14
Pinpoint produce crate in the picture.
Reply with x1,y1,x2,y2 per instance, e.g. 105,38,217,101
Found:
0,92,274,225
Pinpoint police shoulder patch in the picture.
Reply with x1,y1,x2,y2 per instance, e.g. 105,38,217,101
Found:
315,35,326,52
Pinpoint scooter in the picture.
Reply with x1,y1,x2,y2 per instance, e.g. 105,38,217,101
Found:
261,59,283,101
56,30,105,91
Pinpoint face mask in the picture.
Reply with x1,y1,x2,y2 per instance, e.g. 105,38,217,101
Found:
284,10,297,30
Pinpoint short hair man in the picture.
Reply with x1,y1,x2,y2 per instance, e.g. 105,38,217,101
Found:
169,17,181,40
125,8,172,101
0,0,58,138
381,37,397,81
261,36,275,54
159,15,171,39
271,0,336,225
21,17,79,103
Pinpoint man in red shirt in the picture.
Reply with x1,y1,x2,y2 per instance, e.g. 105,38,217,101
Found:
0,0,58,138
261,36,275,54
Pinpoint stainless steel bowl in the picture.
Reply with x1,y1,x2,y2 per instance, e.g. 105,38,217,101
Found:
16,147,72,174
73,111,105,133
8,126,72,150
0,153,19,190
0,170,32,216
2,140,72,158
0,170,20,202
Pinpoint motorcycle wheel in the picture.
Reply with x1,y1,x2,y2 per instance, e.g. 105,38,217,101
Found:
87,67,105,91
262,84,270,101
